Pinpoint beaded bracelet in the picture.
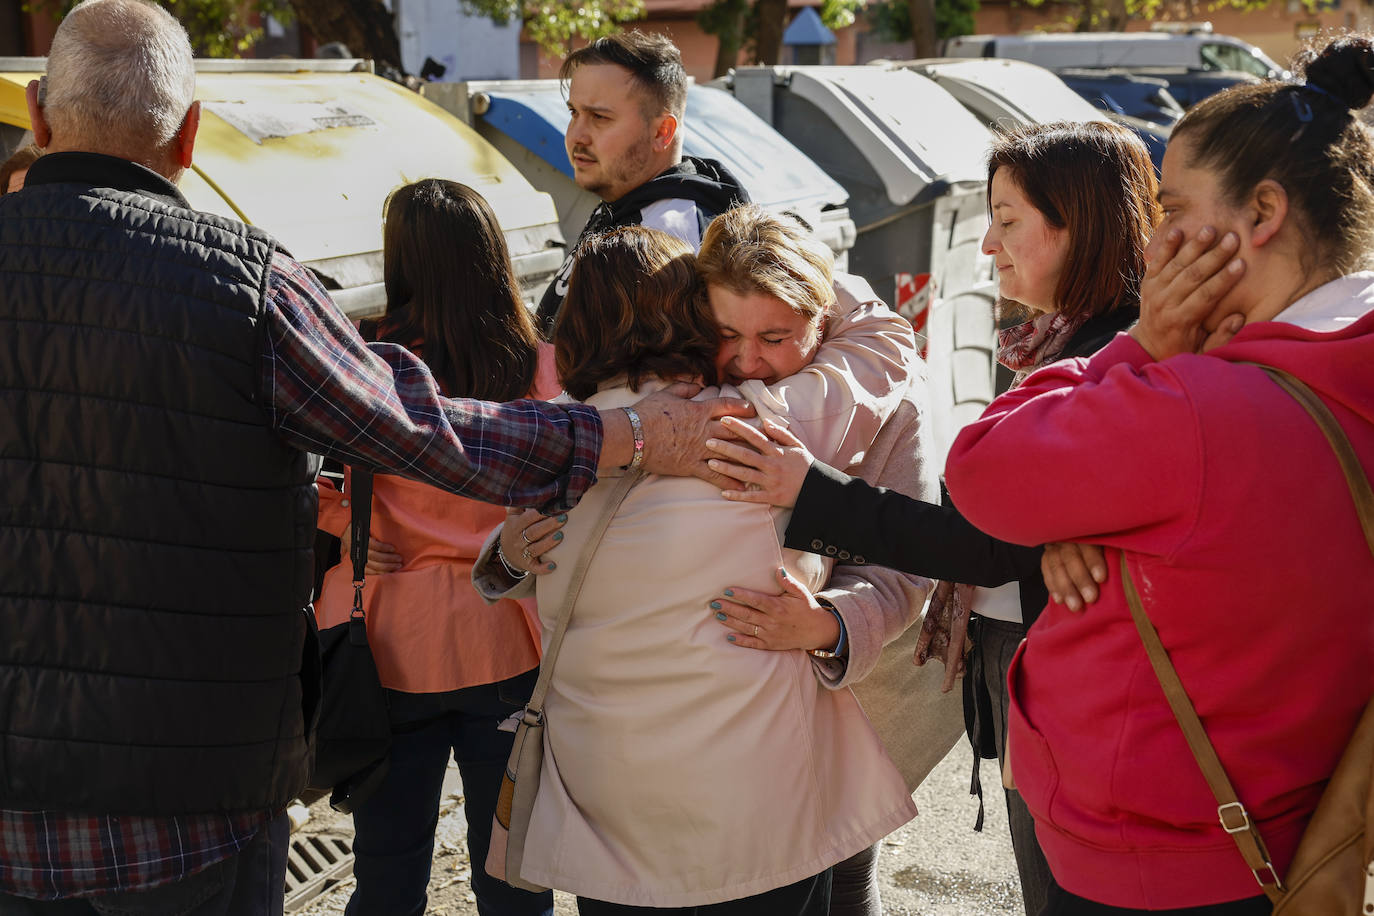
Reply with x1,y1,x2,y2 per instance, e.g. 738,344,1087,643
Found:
495,539,529,580
623,406,645,471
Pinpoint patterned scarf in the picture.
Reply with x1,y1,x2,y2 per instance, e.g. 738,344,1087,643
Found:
997,310,1093,386
914,308,1090,689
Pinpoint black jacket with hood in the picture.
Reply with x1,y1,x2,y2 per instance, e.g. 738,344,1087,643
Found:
535,156,749,335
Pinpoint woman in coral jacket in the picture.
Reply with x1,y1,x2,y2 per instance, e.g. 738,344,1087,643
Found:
943,37,1374,914
315,180,556,916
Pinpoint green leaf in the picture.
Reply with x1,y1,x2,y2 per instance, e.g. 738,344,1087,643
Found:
868,0,977,42
28,0,295,58
463,0,645,57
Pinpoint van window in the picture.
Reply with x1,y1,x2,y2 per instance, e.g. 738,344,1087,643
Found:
1200,42,1272,77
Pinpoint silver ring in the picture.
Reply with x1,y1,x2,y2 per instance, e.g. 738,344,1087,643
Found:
521,547,533,561
753,625,760,637
521,529,534,545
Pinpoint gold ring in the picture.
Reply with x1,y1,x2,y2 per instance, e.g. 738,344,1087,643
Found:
521,547,533,561
753,625,760,637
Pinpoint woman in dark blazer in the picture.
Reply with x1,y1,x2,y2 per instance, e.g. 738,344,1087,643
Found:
704,121,1157,916
784,308,1137,626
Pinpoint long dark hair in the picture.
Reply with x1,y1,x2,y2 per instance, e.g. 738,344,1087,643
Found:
987,121,1159,320
381,179,539,401
1172,34,1374,277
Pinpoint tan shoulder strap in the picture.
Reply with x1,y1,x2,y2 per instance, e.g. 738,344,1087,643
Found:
1121,555,1285,901
1123,362,1374,905
1253,366,1374,554
524,471,641,721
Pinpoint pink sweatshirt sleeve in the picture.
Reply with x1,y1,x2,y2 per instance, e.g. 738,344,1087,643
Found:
943,333,1204,553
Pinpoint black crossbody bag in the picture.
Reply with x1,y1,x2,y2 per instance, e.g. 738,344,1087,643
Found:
306,318,392,813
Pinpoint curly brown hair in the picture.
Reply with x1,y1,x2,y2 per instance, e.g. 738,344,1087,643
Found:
554,227,719,401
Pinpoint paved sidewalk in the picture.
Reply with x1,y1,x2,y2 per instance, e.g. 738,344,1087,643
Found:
297,743,1024,915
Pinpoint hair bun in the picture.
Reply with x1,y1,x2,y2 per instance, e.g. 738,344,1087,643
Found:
1298,35,1374,110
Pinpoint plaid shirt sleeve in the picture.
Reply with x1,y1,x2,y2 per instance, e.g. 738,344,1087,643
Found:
0,809,268,899
261,253,601,513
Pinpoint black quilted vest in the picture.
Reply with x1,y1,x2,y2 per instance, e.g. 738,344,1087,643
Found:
0,153,319,815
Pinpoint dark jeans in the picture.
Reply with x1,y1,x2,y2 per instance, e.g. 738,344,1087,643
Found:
973,616,1054,916
344,669,552,916
1040,880,1271,916
0,813,288,916
828,845,879,916
576,869,831,916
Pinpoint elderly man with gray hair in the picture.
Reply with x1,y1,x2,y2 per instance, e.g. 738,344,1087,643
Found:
0,2,748,913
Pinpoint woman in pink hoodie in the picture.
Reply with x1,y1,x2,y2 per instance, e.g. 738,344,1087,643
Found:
703,34,1374,916
943,35,1374,914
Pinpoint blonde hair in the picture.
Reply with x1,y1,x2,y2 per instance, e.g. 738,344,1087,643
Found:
695,205,836,321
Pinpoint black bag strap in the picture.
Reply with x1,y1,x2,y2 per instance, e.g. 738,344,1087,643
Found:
1123,362,1374,904
349,316,383,628
349,469,375,626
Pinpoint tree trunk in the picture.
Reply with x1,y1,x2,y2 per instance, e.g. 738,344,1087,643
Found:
908,0,937,58
1077,0,1129,31
1104,0,1130,31
712,16,744,77
713,32,742,77
289,0,404,75
752,0,788,66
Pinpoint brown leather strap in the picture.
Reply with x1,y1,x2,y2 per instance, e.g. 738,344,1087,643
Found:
1120,554,1285,902
1252,366,1374,555
1122,362,1374,905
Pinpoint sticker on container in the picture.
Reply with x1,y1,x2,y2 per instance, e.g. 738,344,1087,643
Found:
204,100,379,145
895,272,935,357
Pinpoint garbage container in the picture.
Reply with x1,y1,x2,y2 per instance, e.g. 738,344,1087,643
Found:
421,79,857,269
720,64,998,467
894,58,1107,130
0,58,565,316
898,57,1169,177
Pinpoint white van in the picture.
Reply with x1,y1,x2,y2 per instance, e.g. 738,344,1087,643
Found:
941,31,1287,80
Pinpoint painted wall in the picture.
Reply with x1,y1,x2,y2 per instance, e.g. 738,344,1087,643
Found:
523,9,888,82
397,0,521,80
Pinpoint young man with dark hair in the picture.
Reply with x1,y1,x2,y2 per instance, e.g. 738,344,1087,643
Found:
535,30,750,334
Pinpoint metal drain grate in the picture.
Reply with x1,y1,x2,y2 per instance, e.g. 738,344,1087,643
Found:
284,834,354,911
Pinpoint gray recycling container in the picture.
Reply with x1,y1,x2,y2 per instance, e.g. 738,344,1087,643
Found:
720,65,998,468
421,79,857,273
894,58,1108,129
899,58,1167,175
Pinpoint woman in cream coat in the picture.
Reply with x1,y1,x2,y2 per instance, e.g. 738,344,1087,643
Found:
484,211,926,914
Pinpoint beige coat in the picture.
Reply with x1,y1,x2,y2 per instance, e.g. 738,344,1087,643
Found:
822,386,965,793
519,276,919,906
